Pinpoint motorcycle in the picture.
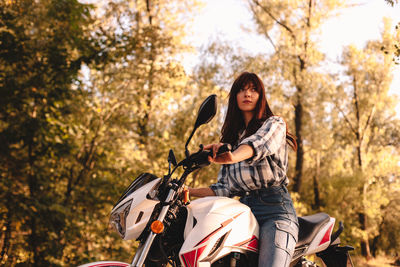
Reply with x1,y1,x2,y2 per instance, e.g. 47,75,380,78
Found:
79,95,354,267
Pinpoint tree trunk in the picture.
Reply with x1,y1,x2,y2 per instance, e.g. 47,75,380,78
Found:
359,212,372,260
313,152,321,210
352,77,372,260
293,93,304,193
0,200,12,264
138,1,155,146
28,139,39,265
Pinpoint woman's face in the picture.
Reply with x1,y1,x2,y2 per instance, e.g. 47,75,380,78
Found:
236,82,259,113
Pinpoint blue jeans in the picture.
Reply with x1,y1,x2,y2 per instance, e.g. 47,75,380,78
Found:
240,185,298,267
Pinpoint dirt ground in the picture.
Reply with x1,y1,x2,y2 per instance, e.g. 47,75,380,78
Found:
352,255,399,267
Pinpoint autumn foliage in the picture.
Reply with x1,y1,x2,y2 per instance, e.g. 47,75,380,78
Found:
1,0,399,266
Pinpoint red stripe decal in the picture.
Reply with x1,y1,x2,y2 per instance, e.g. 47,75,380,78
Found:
195,245,206,264
246,237,259,252
318,224,334,246
234,235,259,252
183,211,247,266
196,211,244,247
182,249,196,267
181,245,206,267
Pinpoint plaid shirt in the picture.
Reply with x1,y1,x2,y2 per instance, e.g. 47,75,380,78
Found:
210,116,289,197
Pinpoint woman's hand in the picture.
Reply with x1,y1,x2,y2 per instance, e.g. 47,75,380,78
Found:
204,143,234,164
204,143,255,164
203,143,224,158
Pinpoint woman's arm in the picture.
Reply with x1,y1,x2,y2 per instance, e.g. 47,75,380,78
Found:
189,144,254,199
239,117,286,163
205,143,255,164
188,187,216,197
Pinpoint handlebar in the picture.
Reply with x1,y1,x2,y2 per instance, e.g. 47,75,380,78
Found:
207,143,232,157
190,143,232,168
179,144,232,202
217,143,232,155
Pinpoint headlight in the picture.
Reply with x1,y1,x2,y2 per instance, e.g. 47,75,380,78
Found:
109,199,133,238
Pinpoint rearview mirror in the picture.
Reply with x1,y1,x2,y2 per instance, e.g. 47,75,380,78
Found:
185,95,217,156
193,94,217,129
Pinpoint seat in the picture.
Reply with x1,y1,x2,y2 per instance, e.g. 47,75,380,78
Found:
296,212,330,247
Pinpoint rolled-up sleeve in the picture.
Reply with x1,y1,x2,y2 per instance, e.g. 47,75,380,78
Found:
209,165,231,197
239,116,286,164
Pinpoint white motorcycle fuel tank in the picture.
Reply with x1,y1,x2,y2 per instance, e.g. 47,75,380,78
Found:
180,196,259,267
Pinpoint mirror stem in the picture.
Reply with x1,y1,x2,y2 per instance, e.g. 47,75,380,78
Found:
184,128,195,158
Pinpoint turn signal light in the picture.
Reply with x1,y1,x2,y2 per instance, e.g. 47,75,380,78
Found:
151,220,164,234
183,188,190,204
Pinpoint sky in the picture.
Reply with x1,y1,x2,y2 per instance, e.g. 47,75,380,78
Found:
185,0,400,114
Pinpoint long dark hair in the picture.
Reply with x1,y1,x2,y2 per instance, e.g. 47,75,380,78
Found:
220,72,297,151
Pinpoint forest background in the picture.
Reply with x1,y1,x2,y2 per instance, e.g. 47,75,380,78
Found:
1,0,400,266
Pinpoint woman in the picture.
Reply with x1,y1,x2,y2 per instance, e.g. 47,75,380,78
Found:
189,72,298,267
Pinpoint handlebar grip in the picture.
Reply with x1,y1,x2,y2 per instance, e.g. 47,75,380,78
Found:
216,143,232,155
189,144,232,167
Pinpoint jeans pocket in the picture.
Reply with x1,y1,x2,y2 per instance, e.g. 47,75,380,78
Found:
258,187,284,205
274,220,298,256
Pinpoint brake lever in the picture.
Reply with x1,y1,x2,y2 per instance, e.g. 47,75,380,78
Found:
198,144,204,152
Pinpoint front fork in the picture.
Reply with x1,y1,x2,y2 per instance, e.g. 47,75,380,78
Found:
131,189,176,267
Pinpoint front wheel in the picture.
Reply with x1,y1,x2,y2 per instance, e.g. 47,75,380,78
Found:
291,257,320,267
300,259,319,267
78,261,130,267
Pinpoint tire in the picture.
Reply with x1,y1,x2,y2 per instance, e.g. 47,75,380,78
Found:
77,261,130,267
291,257,320,267
301,261,319,267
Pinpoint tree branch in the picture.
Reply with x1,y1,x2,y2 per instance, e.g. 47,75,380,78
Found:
352,76,361,137
331,96,358,136
251,0,297,42
361,106,375,143
248,1,277,52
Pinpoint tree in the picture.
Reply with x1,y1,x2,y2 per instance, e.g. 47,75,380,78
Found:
384,0,400,63
0,0,106,265
66,0,201,263
247,0,348,193
328,18,400,259
0,0,202,265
